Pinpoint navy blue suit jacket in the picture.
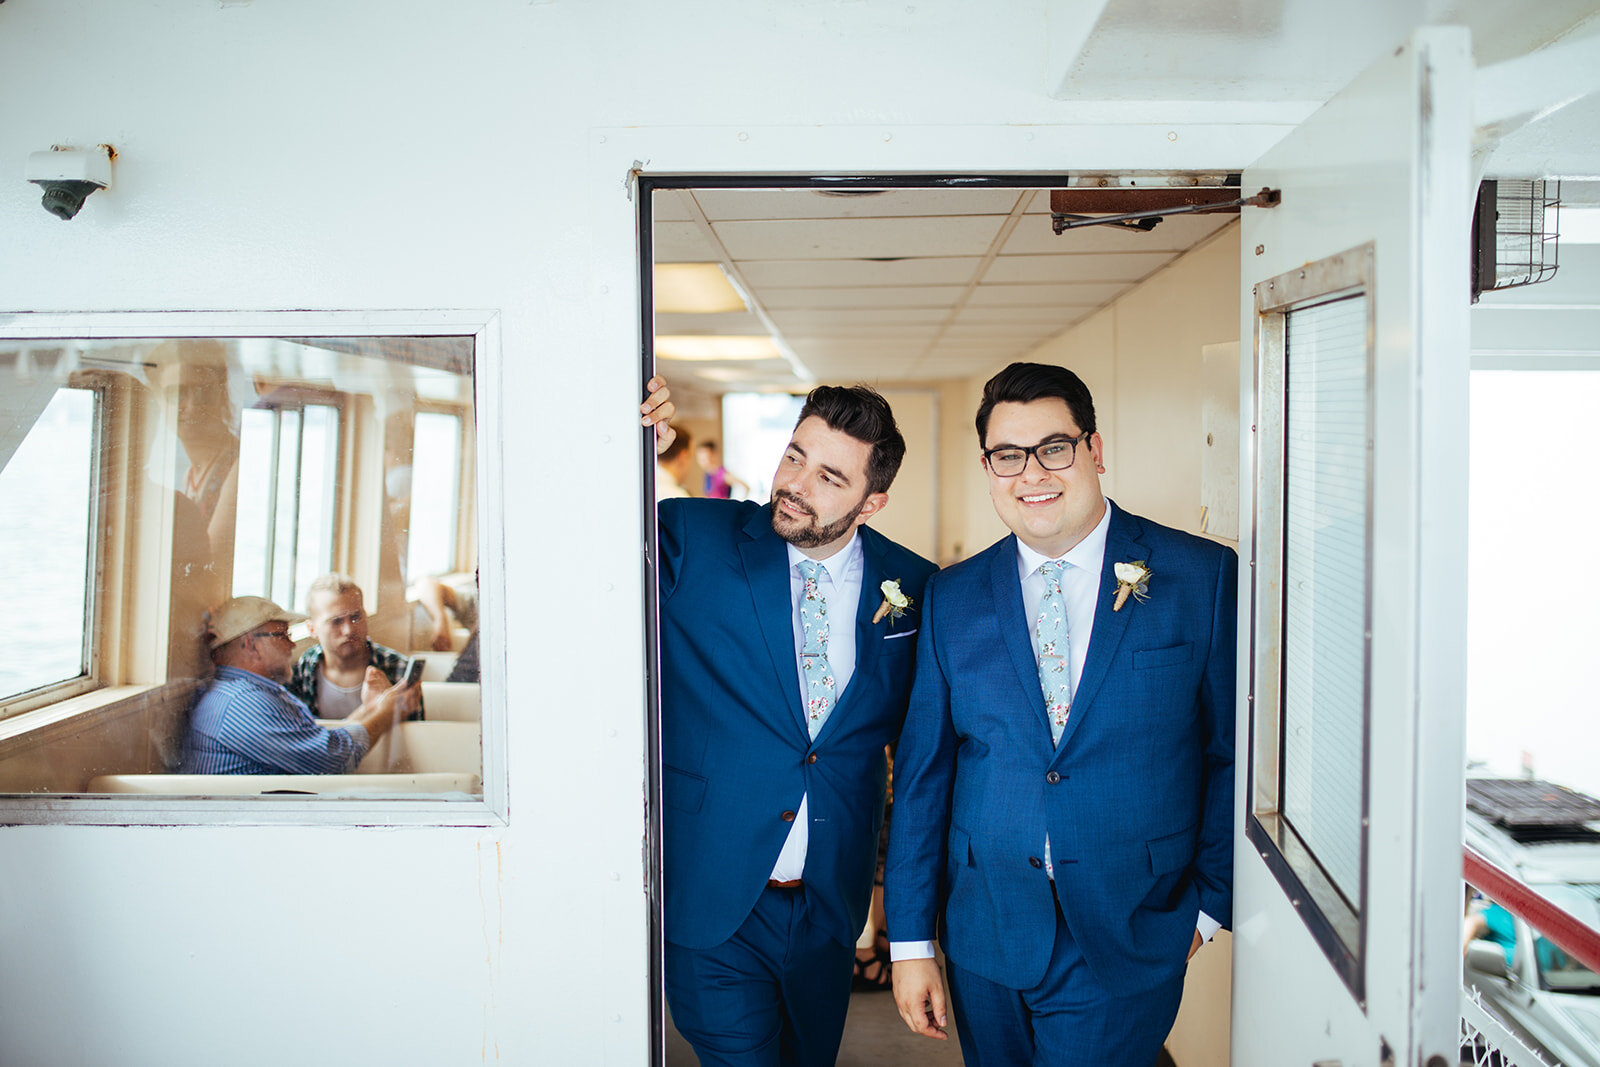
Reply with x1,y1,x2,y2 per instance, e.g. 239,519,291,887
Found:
886,501,1236,996
659,499,937,951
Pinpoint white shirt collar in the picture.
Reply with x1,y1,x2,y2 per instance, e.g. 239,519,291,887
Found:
786,529,864,585
1014,498,1113,578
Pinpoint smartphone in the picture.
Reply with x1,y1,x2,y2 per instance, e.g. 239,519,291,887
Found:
401,656,426,686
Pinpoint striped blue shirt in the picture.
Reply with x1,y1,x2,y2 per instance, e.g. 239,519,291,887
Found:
179,666,371,775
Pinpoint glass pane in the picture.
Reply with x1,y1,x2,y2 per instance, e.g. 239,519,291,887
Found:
0,388,94,699
0,333,480,802
293,405,338,613
269,409,301,605
1281,294,1369,904
406,412,459,581
232,408,275,598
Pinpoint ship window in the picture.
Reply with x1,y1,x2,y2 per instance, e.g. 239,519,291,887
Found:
0,318,499,823
0,384,99,707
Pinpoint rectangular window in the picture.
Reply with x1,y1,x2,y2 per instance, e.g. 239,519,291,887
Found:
233,400,340,612
0,386,98,705
1247,245,1375,1003
0,319,497,822
406,410,461,582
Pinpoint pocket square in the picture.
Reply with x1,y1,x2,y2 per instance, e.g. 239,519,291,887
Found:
884,629,918,640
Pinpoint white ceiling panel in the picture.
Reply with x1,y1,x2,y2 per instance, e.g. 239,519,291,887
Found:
738,257,984,288
775,323,944,340
652,221,719,262
966,282,1135,307
655,311,766,335
767,308,951,330
1002,212,1235,255
715,215,1008,261
691,188,1027,221
952,304,1096,326
651,189,699,223
983,251,1177,284
759,286,969,310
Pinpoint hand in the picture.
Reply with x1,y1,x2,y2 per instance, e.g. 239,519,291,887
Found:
640,375,676,455
1188,929,1203,960
360,665,391,705
892,957,948,1041
429,623,455,652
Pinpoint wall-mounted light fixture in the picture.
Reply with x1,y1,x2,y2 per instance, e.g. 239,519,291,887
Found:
25,144,115,220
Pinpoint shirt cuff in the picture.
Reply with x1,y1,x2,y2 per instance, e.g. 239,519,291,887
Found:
340,721,372,760
889,940,936,962
1196,910,1221,943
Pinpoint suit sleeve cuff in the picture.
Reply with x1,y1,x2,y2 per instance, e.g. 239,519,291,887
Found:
889,940,936,962
1196,910,1221,943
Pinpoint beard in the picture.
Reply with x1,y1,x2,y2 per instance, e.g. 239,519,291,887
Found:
770,489,867,548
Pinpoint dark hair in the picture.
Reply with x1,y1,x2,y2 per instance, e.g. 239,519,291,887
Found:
658,426,692,463
795,385,906,496
975,362,1097,446
696,439,717,451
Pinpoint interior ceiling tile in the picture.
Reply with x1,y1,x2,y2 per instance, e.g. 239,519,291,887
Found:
714,215,1007,261
738,257,984,288
767,308,950,329
983,251,1176,284
758,285,970,310
952,304,1097,326
692,187,1028,221
652,220,720,262
1002,213,1235,256
651,189,699,223
775,323,944,340
965,282,1134,307
940,322,1062,339
655,311,766,335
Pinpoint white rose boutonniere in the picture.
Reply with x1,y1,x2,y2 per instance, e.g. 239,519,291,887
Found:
1112,561,1152,612
872,578,913,625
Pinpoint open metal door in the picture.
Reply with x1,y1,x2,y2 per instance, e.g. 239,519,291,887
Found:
1233,27,1471,1067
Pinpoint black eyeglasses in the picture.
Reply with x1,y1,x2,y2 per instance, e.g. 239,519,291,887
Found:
249,628,293,644
982,432,1091,478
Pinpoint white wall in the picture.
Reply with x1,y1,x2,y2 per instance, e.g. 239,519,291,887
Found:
0,3,1288,1062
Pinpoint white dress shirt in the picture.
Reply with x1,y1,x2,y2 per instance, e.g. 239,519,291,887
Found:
768,531,865,883
892,502,1217,961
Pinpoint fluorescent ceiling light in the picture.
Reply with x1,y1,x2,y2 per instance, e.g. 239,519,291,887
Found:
656,335,780,361
654,263,748,313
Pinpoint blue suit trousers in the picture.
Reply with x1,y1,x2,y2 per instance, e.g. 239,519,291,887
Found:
664,886,855,1067
946,887,1186,1067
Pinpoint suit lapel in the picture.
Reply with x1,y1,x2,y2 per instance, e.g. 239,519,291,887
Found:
991,537,1050,730
1055,502,1142,753
738,506,807,733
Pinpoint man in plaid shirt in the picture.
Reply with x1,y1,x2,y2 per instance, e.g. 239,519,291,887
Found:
287,573,425,720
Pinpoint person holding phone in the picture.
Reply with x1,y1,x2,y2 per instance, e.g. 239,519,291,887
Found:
180,596,419,775
288,573,426,720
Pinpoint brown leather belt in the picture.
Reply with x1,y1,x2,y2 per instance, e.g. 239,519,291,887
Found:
767,878,803,889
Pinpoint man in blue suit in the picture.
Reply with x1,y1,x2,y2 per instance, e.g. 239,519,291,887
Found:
649,381,937,1066
886,362,1235,1065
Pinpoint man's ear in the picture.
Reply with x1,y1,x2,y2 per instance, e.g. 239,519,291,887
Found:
854,491,890,526
1088,432,1106,471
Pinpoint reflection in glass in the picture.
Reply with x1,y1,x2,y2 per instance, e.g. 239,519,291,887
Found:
0,333,481,800
0,388,95,699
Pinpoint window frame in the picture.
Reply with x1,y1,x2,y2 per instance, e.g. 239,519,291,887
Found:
0,378,108,717
0,310,506,827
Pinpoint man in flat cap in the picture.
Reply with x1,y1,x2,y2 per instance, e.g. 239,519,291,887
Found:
179,595,417,775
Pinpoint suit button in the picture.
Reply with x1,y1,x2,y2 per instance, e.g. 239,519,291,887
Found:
1046,771,1061,784
806,754,818,765
1029,857,1043,869
781,810,797,822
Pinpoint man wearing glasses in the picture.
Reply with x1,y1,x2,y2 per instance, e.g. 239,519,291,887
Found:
886,362,1236,1066
180,595,415,775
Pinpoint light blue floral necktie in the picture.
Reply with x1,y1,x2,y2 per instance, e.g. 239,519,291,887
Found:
798,559,835,740
1036,559,1073,745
